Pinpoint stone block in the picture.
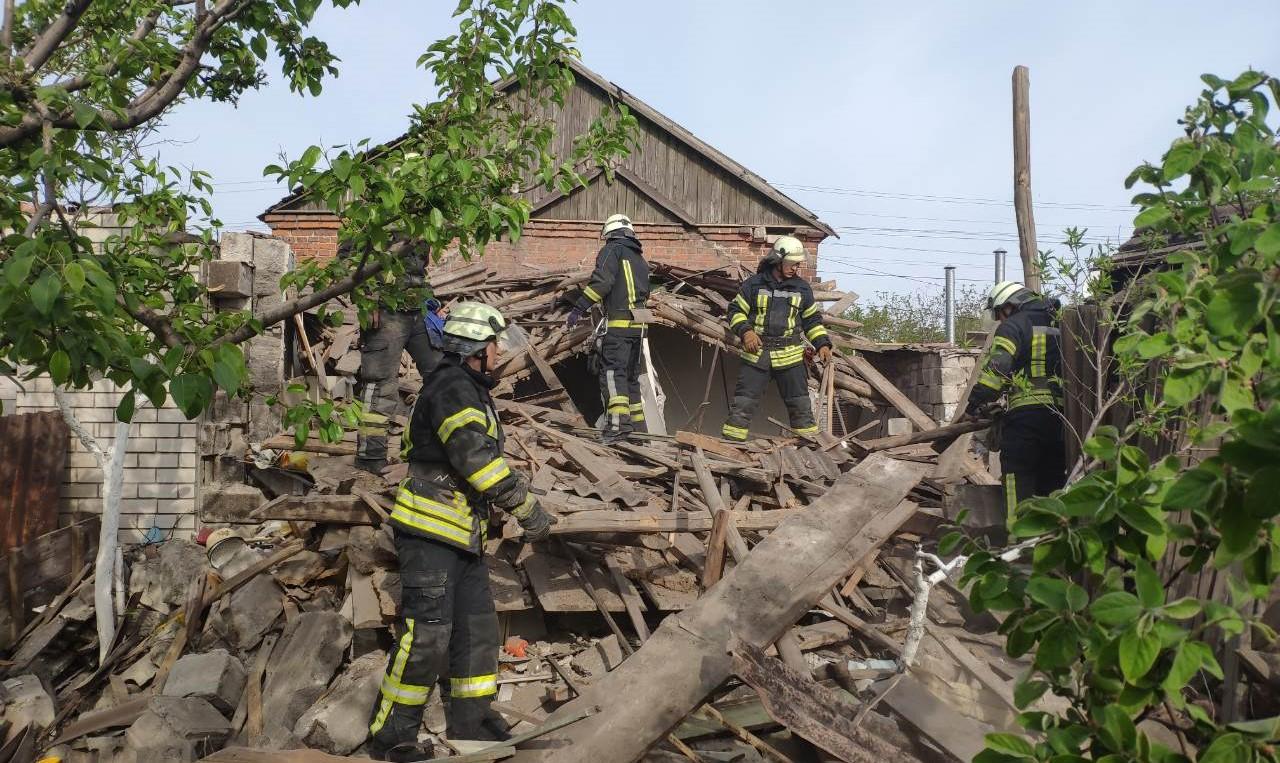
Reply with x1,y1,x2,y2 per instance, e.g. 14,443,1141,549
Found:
261,611,353,729
251,236,294,280
219,232,254,263
138,483,180,499
162,649,247,716
123,696,230,763
293,650,386,754
139,540,209,611
886,418,911,436
2,675,55,733
139,453,179,469
206,573,283,652
205,260,254,299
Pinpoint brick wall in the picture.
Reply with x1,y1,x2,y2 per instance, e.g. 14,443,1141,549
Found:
0,376,200,545
262,214,820,280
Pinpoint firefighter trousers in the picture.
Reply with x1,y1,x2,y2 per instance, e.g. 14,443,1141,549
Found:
357,311,440,469
997,407,1067,521
367,531,503,753
722,361,816,441
598,332,647,437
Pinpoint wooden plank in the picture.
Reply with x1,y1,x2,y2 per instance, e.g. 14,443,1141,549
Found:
513,455,926,763
846,353,938,431
551,505,914,535
488,555,533,612
526,344,585,423
876,672,992,762
49,695,149,746
731,639,895,763
702,510,732,589
0,411,67,551
250,494,369,524
613,547,697,612
521,551,626,613
674,431,747,463
603,555,650,642
1012,65,1041,292
856,418,991,454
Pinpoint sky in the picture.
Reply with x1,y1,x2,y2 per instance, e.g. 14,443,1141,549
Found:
154,1,1280,299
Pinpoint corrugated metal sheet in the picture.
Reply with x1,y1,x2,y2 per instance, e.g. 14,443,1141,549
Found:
0,411,69,550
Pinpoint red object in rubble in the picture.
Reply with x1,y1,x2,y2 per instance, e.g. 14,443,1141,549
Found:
502,636,529,658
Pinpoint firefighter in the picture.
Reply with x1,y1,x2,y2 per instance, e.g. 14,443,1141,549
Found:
965,280,1067,519
565,213,651,443
367,302,554,762
354,243,443,475
721,236,831,442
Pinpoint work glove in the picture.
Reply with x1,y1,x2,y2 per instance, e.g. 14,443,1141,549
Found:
817,345,832,363
518,501,556,543
565,308,584,329
742,330,762,353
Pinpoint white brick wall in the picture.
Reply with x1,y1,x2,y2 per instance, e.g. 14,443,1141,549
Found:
0,374,201,545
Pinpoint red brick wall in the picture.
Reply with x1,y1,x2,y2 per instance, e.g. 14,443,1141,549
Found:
261,214,821,280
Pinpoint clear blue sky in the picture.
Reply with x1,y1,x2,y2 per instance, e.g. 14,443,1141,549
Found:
155,1,1280,298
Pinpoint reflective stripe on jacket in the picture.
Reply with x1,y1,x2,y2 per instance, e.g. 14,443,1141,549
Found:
397,358,535,554
574,231,650,335
968,299,1063,414
726,268,830,369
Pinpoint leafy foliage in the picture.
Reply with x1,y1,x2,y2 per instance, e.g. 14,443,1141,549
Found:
0,0,636,436
944,71,1280,763
844,286,988,345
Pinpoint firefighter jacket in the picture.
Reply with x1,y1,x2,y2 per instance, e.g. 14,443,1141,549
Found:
967,299,1063,414
393,357,537,554
726,261,831,369
573,231,650,336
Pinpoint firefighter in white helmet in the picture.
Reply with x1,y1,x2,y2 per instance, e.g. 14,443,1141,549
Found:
966,281,1066,521
565,213,652,443
721,235,831,441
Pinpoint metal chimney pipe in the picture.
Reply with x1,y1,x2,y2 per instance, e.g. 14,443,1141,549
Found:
944,266,956,345
993,248,1007,284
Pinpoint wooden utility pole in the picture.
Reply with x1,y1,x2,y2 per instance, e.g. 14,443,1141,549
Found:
1012,65,1041,292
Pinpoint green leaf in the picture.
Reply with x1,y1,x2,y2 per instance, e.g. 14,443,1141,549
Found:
1218,504,1261,561
1256,223,1280,257
1164,467,1221,511
63,261,85,293
1119,627,1160,682
1245,467,1280,518
1205,270,1264,339
1198,733,1250,763
168,373,211,419
1162,598,1201,619
1117,445,1149,486
1227,715,1280,738
1013,678,1049,709
1065,582,1088,612
116,389,136,423
1163,365,1210,409
1097,705,1137,753
1092,591,1142,626
985,733,1035,759
49,350,70,384
1026,576,1069,610
1035,621,1079,670
1163,140,1200,179
1134,559,1163,608
5,254,34,286
250,33,268,60
1134,204,1171,228
30,269,62,314
72,102,99,129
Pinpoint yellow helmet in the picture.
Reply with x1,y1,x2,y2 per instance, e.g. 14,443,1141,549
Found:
602,213,633,237
772,235,806,264
442,302,508,357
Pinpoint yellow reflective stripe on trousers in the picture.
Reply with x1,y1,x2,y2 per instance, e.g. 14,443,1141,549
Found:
467,458,511,491
721,423,749,441
395,486,473,530
381,673,431,705
583,285,601,303
806,325,828,341
622,260,636,306
370,619,423,734
437,407,487,444
450,674,498,698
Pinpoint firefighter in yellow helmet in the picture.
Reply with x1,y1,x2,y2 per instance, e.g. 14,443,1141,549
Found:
965,280,1066,521
721,235,831,441
367,302,554,761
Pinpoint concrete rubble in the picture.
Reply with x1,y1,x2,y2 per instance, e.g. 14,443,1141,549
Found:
2,262,1013,763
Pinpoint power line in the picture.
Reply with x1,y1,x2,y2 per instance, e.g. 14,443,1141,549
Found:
778,182,1135,212
812,207,1130,230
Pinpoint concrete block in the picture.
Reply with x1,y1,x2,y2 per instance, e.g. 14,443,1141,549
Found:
219,232,255,263
131,437,158,453
162,649,247,715
261,611,353,729
159,498,195,515
139,540,209,611
123,696,230,763
179,452,198,468
2,674,56,733
293,650,386,754
202,482,267,523
252,236,294,280
205,260,254,299
123,468,158,484
67,466,104,483
60,482,100,498
155,439,186,453
156,467,196,484
140,423,181,438
158,407,190,423
130,407,159,423
139,453,179,469
138,483,180,499
886,418,911,436
207,573,283,652
122,497,159,514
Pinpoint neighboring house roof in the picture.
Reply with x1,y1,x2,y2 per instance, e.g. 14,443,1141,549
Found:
260,59,834,238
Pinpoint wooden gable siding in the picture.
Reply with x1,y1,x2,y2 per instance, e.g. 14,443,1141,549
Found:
532,77,801,227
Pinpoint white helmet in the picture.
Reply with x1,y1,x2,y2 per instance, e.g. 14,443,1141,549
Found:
772,235,806,264
602,213,633,237
986,281,1034,317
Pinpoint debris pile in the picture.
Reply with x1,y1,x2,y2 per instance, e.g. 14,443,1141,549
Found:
1,264,1027,763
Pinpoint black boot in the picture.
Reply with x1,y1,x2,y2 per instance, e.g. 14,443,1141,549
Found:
368,740,440,762
446,697,510,742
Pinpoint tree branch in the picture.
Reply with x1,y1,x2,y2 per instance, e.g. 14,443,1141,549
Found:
23,0,97,72
53,386,106,460
1,0,15,63
53,9,162,93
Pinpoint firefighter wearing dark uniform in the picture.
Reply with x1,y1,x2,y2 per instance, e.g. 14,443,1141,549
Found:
965,280,1067,520
367,302,553,762
566,213,651,443
354,243,442,474
721,236,831,442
